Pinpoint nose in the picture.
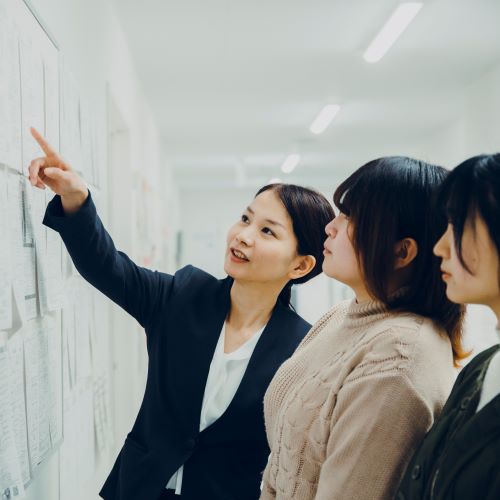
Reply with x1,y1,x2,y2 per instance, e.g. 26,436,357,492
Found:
433,224,451,258
324,218,336,237
235,226,254,246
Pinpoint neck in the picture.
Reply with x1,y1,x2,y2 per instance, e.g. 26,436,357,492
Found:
350,284,373,304
227,279,281,330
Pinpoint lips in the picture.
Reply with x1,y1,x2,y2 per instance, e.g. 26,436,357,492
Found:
230,248,249,261
440,268,451,279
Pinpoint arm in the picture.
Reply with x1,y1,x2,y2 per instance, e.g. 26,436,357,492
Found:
29,127,180,328
43,192,180,328
260,459,276,500
315,371,434,500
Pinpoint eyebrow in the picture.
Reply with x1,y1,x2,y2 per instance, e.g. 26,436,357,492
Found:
246,206,286,229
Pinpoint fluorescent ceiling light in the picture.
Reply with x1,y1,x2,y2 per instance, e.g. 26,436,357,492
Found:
363,2,423,63
281,154,300,174
310,104,341,135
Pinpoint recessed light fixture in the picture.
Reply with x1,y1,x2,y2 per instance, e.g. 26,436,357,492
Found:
364,2,423,64
281,154,300,174
268,177,282,184
310,104,341,135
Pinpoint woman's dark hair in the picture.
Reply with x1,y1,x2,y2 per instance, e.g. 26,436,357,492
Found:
255,184,335,308
333,156,466,365
436,153,500,277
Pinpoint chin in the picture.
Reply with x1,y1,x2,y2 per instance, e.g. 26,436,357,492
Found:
322,265,338,280
445,287,467,305
223,259,243,280
322,262,333,277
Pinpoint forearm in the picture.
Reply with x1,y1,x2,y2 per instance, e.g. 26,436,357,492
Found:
43,192,159,326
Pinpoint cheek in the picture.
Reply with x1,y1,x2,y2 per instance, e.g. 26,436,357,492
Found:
226,225,238,245
257,241,296,272
446,277,478,304
444,264,484,304
323,234,360,279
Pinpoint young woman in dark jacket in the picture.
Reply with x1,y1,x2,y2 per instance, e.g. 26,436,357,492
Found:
27,128,335,500
395,153,500,500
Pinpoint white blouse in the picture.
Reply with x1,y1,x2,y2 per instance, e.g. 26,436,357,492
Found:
165,322,266,494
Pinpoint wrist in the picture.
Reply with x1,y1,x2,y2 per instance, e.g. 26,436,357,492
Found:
61,188,89,215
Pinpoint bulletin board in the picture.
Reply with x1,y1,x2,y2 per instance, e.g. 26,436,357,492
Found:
0,0,110,498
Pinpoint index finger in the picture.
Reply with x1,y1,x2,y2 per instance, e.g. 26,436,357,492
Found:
31,127,57,156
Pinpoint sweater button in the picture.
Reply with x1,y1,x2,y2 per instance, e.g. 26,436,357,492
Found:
411,464,421,479
460,396,471,410
186,438,196,450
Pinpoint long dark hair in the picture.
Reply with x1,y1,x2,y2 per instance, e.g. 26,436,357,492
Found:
333,157,466,365
436,153,500,277
255,184,335,308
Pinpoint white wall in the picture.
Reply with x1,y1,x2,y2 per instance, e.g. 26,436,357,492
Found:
17,1,177,499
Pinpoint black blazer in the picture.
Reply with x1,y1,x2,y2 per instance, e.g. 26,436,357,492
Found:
43,193,310,500
395,344,500,500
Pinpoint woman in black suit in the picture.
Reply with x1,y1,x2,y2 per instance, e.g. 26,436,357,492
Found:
28,128,334,500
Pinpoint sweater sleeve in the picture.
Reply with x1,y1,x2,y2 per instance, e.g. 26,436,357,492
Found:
315,369,434,500
260,459,276,499
43,193,191,329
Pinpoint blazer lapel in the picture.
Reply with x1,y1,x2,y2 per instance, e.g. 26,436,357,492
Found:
165,276,232,436
201,302,291,432
438,395,500,497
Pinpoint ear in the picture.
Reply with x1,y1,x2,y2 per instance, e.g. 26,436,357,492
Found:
394,238,418,270
289,255,316,280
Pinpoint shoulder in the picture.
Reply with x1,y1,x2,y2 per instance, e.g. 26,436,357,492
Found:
463,344,500,373
170,265,225,287
157,265,230,300
363,314,452,360
455,344,500,389
297,300,351,349
273,303,312,346
350,314,455,391
172,264,211,284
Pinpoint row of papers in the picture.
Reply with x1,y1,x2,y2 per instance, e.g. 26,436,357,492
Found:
0,165,64,328
0,10,101,188
0,289,112,498
0,8,111,498
0,170,112,497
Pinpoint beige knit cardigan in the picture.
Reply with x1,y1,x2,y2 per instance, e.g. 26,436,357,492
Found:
260,299,456,500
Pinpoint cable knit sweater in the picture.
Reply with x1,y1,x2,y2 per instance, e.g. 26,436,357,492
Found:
260,299,456,500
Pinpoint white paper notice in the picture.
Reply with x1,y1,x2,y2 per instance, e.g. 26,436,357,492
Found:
47,314,63,447
43,56,60,151
0,166,13,330
36,189,64,314
19,38,44,176
0,14,22,172
23,318,51,470
19,178,38,320
7,333,30,485
60,66,83,174
0,333,26,499
75,287,92,385
7,172,27,322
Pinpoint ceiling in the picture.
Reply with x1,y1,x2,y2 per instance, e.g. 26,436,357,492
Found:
112,0,500,189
